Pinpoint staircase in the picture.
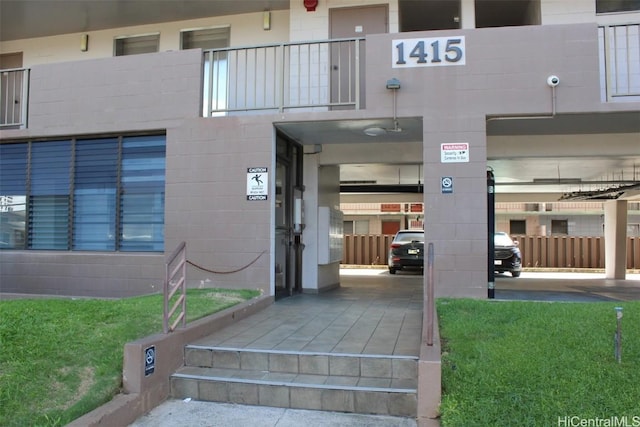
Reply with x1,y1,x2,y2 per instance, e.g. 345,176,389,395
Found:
170,345,418,417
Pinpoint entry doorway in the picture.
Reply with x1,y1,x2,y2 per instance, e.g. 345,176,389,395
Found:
329,4,387,109
275,133,304,299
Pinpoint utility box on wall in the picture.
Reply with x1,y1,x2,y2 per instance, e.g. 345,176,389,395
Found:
318,206,344,265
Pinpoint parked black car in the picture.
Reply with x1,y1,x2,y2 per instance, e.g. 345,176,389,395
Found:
388,230,424,274
494,232,522,277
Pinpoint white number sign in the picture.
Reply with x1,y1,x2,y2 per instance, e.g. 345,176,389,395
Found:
392,36,465,68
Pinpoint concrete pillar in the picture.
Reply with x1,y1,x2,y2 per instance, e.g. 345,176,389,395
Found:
604,200,627,279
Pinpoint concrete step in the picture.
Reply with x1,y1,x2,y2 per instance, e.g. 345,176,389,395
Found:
170,346,418,417
183,345,419,379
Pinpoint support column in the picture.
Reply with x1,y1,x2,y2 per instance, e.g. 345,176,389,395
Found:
604,200,628,279
461,0,476,29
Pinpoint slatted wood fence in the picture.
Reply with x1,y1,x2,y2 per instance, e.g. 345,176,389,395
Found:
342,235,640,269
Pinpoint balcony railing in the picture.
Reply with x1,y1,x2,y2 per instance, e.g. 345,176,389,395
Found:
600,23,640,101
0,68,29,129
203,38,365,115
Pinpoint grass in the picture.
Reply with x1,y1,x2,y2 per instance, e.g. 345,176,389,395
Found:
0,288,259,427
437,299,640,426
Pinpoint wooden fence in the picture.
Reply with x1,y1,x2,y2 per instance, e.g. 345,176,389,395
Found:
342,235,640,269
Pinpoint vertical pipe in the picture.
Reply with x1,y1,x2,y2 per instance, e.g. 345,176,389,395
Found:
487,170,496,299
426,242,435,346
355,39,360,109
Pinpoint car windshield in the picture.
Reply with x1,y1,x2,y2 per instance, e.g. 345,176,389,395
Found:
494,233,514,246
395,232,424,243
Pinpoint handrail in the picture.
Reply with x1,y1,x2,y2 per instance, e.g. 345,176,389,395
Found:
163,241,187,334
203,37,365,115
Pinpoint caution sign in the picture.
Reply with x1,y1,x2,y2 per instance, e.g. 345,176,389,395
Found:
247,167,268,201
441,143,469,163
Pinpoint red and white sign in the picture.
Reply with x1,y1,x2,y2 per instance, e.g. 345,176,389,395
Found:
441,143,469,163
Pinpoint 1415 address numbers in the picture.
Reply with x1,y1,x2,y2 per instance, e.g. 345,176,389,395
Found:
392,36,466,68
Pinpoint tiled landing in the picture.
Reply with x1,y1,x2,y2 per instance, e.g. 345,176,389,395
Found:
171,272,424,417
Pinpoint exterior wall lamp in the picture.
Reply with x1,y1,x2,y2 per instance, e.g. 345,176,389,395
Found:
387,78,401,132
386,77,401,90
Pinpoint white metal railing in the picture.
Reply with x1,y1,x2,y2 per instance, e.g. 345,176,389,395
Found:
163,241,187,334
599,23,640,101
203,38,364,115
0,68,29,128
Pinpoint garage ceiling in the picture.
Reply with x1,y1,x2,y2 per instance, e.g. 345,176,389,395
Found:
276,111,640,201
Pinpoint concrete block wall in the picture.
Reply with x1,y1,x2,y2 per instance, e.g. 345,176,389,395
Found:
165,116,275,295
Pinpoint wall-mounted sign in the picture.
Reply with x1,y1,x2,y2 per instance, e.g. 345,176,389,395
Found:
441,177,454,194
441,143,469,163
392,36,465,68
247,167,268,201
144,345,155,376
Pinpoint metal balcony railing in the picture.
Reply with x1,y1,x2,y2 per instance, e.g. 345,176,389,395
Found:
0,68,29,129
203,38,365,115
600,23,640,101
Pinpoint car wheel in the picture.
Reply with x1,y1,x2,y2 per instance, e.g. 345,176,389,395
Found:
389,268,397,275
511,270,521,278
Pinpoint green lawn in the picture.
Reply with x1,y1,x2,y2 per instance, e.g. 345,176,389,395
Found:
437,299,640,426
0,289,259,427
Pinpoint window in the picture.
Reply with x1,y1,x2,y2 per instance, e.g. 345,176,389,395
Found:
510,220,526,235
0,134,166,252
73,138,118,250
184,27,230,116
597,0,640,13
181,27,229,50
115,34,160,56
120,136,166,251
551,220,568,235
0,144,27,249
29,141,71,250
344,221,370,235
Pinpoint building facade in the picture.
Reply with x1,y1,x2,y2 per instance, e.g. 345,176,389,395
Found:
1,0,639,298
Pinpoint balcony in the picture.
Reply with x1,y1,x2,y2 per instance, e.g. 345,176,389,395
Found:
1,23,639,129
599,23,640,101
0,68,29,129
202,38,365,116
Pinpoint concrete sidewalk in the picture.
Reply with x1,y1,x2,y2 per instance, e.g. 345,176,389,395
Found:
129,399,422,427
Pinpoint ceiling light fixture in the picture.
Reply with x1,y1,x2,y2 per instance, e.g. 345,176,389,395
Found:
364,127,387,137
